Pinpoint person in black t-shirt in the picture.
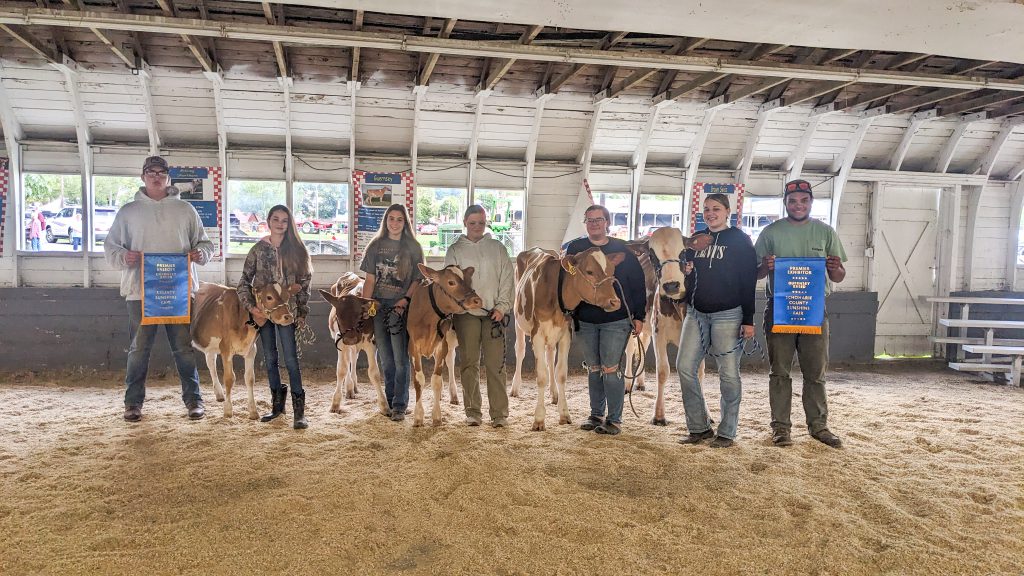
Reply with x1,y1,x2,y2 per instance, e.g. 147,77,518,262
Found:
676,193,757,448
564,205,647,436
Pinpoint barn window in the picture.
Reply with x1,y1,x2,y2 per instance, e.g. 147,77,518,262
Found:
810,198,833,225
21,173,83,253
416,186,467,257
294,182,350,257
740,196,781,243
590,190,632,240
227,179,285,255
473,188,524,256
638,193,682,238
91,175,142,253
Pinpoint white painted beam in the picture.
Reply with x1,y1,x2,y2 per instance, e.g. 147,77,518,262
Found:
137,66,161,156
577,99,606,182
973,119,1022,177
962,186,983,291
933,119,972,173
410,85,427,177
12,9,1024,93
734,101,778,184
785,116,820,181
1005,179,1024,290
467,90,489,197
630,103,666,170
280,76,293,209
1009,158,1024,182
830,117,875,226
347,79,358,267
888,110,935,171
204,69,228,282
682,107,719,226
59,63,92,287
524,93,553,241
0,73,23,282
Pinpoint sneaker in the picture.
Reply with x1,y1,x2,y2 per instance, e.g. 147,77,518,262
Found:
595,422,621,436
709,436,734,448
678,428,715,445
123,406,142,422
772,429,793,447
187,403,205,420
466,416,482,427
390,409,406,422
490,418,507,428
579,416,603,431
812,429,843,449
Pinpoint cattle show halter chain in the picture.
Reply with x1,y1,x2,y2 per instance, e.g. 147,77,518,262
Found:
333,301,377,351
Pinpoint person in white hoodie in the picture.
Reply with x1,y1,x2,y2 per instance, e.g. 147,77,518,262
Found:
444,205,514,427
104,156,214,422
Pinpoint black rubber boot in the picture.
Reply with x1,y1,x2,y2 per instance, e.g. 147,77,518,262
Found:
292,391,308,429
260,387,288,422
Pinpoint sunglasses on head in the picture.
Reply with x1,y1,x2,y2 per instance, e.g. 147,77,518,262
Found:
785,180,812,193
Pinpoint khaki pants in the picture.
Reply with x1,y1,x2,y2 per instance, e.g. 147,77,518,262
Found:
453,313,509,421
765,311,831,435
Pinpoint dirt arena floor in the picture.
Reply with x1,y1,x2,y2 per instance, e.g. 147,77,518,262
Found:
0,360,1021,575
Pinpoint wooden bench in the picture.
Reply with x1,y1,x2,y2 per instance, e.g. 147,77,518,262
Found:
957,345,1024,386
928,297,1024,361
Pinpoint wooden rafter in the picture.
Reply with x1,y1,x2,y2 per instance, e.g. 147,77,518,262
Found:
113,0,146,66
990,100,1024,120
889,88,969,114
480,24,543,91
598,37,689,100
155,0,218,73
57,0,133,68
418,18,456,86
939,92,1024,117
705,44,788,100
886,53,932,69
350,10,363,83
540,31,628,95
653,44,786,104
974,120,1022,177
1,23,64,65
263,1,289,78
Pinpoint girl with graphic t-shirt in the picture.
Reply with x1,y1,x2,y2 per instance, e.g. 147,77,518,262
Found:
676,193,757,448
359,204,423,422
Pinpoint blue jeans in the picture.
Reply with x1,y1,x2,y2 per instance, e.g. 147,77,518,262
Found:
676,305,744,439
578,318,631,425
30,237,40,251
72,236,81,250
259,321,303,395
124,300,202,408
373,298,410,412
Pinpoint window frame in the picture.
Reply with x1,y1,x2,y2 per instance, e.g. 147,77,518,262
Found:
18,171,87,256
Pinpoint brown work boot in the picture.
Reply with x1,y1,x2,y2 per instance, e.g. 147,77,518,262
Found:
678,428,715,445
812,429,843,449
772,428,793,447
123,406,142,422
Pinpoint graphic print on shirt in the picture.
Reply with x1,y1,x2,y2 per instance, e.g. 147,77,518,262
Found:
693,243,727,262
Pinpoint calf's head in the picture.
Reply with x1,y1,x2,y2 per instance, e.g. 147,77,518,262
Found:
561,247,623,312
253,283,301,325
648,228,712,300
418,264,484,311
320,290,376,345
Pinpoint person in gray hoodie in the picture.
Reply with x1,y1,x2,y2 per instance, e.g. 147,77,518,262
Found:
104,156,214,422
444,205,514,427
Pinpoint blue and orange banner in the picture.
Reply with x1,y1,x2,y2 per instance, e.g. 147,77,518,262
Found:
141,253,191,325
772,257,826,334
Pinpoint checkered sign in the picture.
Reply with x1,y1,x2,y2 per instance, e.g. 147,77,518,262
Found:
0,158,8,256
689,182,745,234
352,170,415,262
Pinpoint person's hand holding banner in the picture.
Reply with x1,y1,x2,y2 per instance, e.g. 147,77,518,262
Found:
772,257,826,335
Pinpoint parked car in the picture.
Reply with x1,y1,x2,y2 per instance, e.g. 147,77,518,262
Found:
296,218,334,234
45,207,116,243
417,222,439,235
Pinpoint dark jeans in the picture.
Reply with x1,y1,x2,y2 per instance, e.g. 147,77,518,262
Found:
373,298,410,412
259,321,303,395
124,300,201,408
578,318,631,425
764,302,830,435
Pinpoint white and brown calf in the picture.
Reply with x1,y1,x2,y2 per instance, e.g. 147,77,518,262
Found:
320,272,386,414
191,281,299,418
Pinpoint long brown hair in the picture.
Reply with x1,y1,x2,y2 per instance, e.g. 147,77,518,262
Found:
369,203,422,281
266,204,312,279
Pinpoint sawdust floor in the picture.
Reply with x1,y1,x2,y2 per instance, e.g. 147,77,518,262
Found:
0,361,1022,575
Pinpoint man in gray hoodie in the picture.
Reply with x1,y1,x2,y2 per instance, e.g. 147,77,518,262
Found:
104,156,214,422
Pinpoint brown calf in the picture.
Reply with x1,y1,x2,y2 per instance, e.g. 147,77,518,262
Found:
319,272,386,414
406,264,483,426
191,282,298,418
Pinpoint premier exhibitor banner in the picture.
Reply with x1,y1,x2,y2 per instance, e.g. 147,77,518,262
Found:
771,257,826,335
351,170,414,262
140,253,191,325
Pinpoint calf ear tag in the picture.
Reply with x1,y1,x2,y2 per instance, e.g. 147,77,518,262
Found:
567,262,578,275
367,301,378,317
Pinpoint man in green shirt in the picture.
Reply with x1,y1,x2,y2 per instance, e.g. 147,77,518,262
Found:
754,179,847,449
